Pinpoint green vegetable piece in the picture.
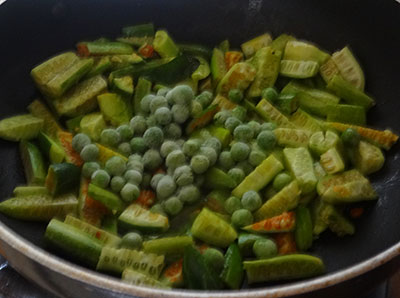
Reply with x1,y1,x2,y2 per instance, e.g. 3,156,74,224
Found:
284,41,330,65
31,52,93,98
97,93,131,126
317,169,377,204
191,208,237,248
88,183,125,212
295,206,313,251
254,181,301,221
192,56,210,81
309,130,340,156
143,236,193,256
65,116,83,134
64,215,121,247
0,114,43,141
270,34,296,52
241,33,272,58
216,62,257,96
122,269,168,289
327,104,366,125
319,57,340,84
20,141,47,185
13,186,49,197
80,113,106,142
205,167,236,190
290,109,322,133
31,52,78,89
232,154,284,198
54,75,107,117
327,75,374,109
27,99,63,140
354,141,385,175
183,245,223,290
112,76,134,96
44,219,103,268
244,254,325,284
220,244,244,289
219,39,230,52
320,147,345,174
247,47,281,98
0,193,77,221
280,60,319,79
45,163,80,196
332,46,365,90
321,205,355,237
86,56,111,78
179,43,212,60
46,58,94,98
153,30,180,58
122,23,155,38
210,48,227,84
281,81,340,117
37,131,66,164
274,128,312,148
134,77,152,114
253,238,278,259
118,204,169,233
97,246,164,278
78,41,133,56
310,198,329,236
256,99,294,128
284,147,317,194
208,125,232,149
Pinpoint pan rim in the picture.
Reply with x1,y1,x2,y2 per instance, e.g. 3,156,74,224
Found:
0,220,399,297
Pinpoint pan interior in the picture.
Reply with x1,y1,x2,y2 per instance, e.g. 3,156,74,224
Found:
0,0,399,286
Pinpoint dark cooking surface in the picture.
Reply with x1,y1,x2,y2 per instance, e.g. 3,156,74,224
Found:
0,0,400,287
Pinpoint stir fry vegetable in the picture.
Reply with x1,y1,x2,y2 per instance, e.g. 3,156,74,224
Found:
0,24,397,290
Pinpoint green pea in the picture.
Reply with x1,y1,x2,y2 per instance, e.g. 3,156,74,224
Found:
272,172,292,191
91,169,110,188
80,144,99,162
228,168,245,186
231,209,253,227
261,87,278,102
118,142,132,156
203,248,225,274
100,129,121,148
130,137,147,154
110,176,126,193
253,238,278,259
121,232,143,250
82,162,100,179
230,142,250,162
72,133,91,153
120,183,140,202
257,130,276,150
241,190,262,212
224,196,242,214
143,127,164,148
105,156,127,176
341,128,361,147
248,150,267,167
190,154,210,174
163,196,183,216
228,88,243,103
117,124,133,142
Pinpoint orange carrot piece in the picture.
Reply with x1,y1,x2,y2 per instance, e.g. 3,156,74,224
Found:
139,44,155,58
136,190,156,208
350,207,364,219
243,212,296,233
273,232,297,255
58,131,84,166
225,51,244,70
162,258,183,285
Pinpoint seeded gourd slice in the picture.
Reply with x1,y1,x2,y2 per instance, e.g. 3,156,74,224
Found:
0,114,43,141
332,46,365,91
280,60,319,79
122,269,169,288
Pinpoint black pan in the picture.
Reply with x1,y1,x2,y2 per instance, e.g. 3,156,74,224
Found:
0,0,400,297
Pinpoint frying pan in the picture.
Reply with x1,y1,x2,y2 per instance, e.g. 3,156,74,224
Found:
0,0,400,297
